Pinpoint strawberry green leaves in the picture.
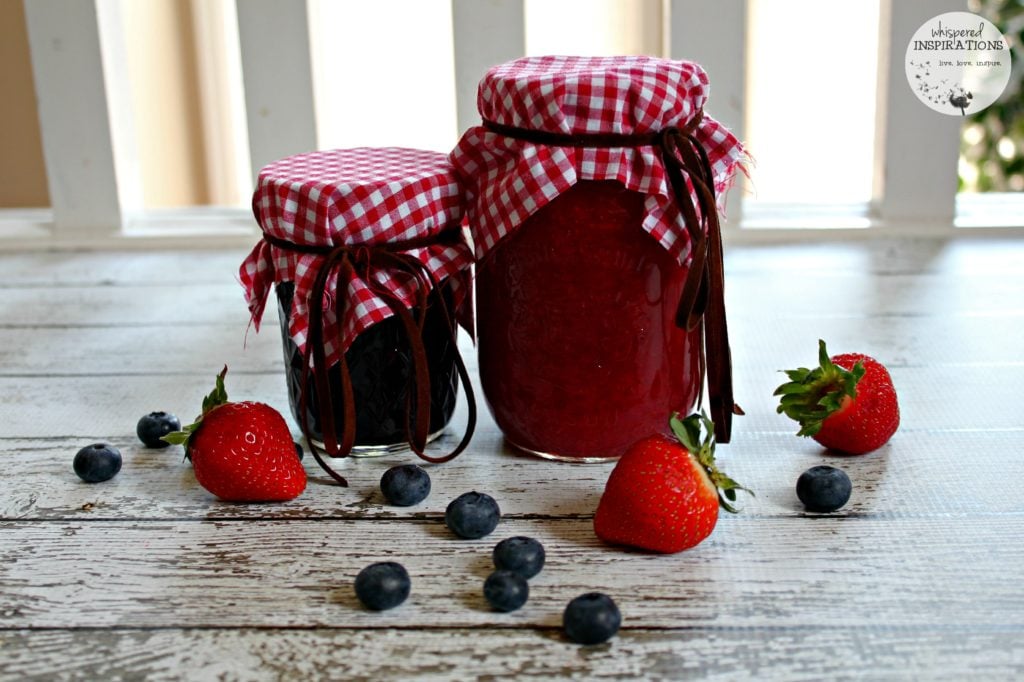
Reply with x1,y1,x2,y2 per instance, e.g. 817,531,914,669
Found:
669,411,752,514
161,366,230,453
774,340,865,438
201,365,230,415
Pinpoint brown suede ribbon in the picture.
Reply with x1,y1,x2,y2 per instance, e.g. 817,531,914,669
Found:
482,109,737,442
263,230,477,485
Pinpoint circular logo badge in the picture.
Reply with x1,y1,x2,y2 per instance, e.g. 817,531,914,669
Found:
905,11,1011,116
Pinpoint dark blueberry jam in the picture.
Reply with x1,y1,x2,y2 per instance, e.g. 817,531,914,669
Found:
276,281,459,447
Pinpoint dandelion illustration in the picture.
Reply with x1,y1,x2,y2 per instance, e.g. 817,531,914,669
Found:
909,60,974,114
949,85,973,116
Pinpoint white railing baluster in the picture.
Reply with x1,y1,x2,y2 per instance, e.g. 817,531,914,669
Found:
873,0,963,226
451,0,526,134
23,0,139,233
237,0,317,183
667,0,747,226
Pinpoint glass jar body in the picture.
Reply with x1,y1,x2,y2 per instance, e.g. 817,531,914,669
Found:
476,180,702,461
276,282,459,454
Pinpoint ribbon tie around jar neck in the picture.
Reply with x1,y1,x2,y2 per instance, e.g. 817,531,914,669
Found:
481,109,739,443
262,230,477,486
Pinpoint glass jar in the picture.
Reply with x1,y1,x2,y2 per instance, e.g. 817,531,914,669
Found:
477,181,702,461
452,56,745,461
240,147,474,464
276,282,458,452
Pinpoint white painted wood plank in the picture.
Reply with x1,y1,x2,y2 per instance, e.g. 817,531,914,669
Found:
873,0,964,224
0,285,251,327
2,516,1021,629
0,325,282,376
724,270,1024,318
723,237,1024,276
3,427,1021,521
3,627,1022,681
0,361,1019,437
0,239,1020,286
190,0,252,206
2,264,1019,331
2,311,1020,376
0,248,252,286
22,0,138,232
451,0,526,133
668,0,747,222
94,0,143,218
236,0,317,180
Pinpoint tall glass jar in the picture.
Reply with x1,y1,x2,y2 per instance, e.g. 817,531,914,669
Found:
240,147,475,468
476,180,702,461
451,56,746,461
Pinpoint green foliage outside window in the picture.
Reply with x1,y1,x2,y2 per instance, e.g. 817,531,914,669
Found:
960,0,1024,192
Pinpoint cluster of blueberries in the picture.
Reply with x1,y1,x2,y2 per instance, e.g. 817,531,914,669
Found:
72,411,183,483
362,463,622,646
71,411,852,648
75,416,622,646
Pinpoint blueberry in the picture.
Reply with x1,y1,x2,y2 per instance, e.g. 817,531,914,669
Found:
445,491,501,539
136,412,181,448
354,561,410,611
563,592,622,645
796,465,852,512
483,570,529,612
294,441,304,461
493,536,546,579
73,443,122,483
380,464,431,507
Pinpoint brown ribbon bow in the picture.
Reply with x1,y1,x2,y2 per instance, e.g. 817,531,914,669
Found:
263,230,477,485
482,109,738,442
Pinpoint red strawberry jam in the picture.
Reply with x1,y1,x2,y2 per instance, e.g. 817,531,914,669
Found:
476,180,702,461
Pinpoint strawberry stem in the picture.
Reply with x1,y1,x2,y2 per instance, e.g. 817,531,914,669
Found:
201,365,230,415
161,365,230,456
670,411,752,513
774,340,865,438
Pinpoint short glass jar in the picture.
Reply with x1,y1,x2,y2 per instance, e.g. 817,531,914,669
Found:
240,147,474,463
276,282,459,452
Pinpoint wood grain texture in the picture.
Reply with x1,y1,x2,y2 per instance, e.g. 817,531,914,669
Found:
0,362,1017,438
1,238,1022,679
2,427,1022,521
2,627,1022,681
2,518,1022,630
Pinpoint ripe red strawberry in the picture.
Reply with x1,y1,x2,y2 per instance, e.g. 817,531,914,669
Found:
594,412,750,554
163,366,306,502
775,340,900,455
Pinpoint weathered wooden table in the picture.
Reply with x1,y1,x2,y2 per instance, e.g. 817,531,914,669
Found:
2,238,1022,680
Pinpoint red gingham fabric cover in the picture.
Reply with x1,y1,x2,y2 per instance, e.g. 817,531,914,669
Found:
239,147,472,369
450,55,747,264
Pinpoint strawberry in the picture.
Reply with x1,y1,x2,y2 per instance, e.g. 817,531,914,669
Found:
163,366,306,502
775,340,899,455
594,412,750,554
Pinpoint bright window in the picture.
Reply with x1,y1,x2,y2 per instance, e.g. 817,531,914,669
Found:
745,0,881,204
308,0,458,154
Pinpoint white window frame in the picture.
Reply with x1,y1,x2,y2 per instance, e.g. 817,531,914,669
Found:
7,0,1021,252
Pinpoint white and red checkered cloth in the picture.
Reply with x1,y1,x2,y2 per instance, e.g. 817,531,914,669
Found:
239,147,473,369
450,55,747,264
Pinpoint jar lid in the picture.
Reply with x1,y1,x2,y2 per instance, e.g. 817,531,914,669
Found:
477,55,706,135
241,147,473,369
454,56,746,265
252,147,462,246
